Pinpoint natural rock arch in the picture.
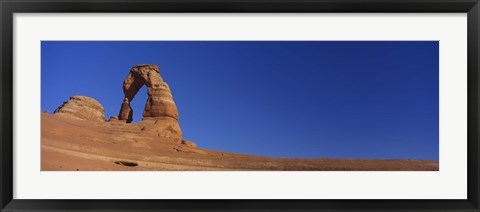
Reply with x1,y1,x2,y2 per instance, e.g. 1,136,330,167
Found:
118,64,179,123
117,64,183,143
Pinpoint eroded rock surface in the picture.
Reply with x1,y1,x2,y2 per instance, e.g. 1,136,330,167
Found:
138,117,182,143
41,113,439,171
118,98,133,122
54,96,105,122
52,65,183,145
119,64,179,120
118,64,182,143
181,139,197,148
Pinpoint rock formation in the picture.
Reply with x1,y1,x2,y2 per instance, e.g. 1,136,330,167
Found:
118,64,182,143
54,96,105,122
108,116,119,121
118,98,132,122
50,65,184,144
119,64,179,121
181,139,197,148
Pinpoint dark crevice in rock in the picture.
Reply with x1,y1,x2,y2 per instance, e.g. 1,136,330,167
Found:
114,161,138,167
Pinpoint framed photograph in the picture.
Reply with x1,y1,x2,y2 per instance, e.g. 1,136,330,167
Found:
1,0,479,211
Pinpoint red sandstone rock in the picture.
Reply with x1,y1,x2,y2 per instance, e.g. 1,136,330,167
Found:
53,96,105,122
139,117,182,143
41,113,439,171
120,64,179,120
118,64,182,143
118,98,133,123
181,139,197,148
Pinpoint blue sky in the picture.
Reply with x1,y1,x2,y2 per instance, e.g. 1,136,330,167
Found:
41,41,439,160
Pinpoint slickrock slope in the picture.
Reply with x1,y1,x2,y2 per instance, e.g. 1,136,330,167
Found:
41,113,439,171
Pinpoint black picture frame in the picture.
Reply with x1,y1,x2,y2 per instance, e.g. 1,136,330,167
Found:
1,0,479,211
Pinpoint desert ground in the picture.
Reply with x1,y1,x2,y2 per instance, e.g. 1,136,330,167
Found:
41,113,439,171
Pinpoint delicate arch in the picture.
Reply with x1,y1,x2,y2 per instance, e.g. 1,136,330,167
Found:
118,64,179,123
